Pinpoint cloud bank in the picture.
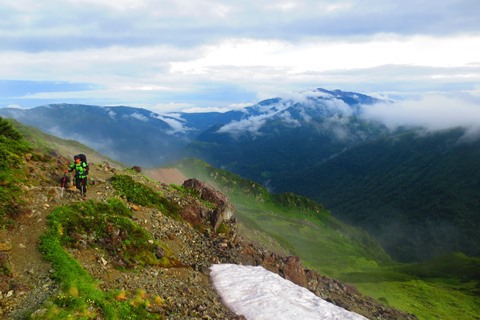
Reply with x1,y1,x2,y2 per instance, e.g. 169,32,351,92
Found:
0,0,479,110
214,89,480,141
361,94,480,138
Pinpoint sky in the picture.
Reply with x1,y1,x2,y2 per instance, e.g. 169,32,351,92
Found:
1,0,480,114
210,263,367,320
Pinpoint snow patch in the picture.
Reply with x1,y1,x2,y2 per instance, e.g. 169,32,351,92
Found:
210,264,368,320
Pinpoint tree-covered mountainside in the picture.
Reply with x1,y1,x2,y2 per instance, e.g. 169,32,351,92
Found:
186,89,388,182
275,128,480,262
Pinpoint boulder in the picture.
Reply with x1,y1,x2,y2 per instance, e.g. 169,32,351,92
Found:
182,179,235,230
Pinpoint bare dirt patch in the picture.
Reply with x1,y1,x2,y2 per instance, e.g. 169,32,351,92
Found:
143,168,187,185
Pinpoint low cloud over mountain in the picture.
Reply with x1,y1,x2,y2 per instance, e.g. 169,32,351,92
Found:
361,93,480,140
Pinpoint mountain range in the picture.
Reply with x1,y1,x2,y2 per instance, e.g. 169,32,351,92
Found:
1,88,479,262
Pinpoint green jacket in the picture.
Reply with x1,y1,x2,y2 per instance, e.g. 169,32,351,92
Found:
69,162,88,178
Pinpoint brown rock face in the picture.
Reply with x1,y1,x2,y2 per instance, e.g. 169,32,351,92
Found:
282,256,308,287
182,179,235,230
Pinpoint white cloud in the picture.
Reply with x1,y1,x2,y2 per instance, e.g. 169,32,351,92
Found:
278,111,301,127
106,109,116,119
150,103,195,113
361,94,480,136
128,112,149,121
266,2,298,12
153,114,189,134
217,114,269,139
170,35,480,76
5,104,26,109
181,106,234,113
1,0,480,111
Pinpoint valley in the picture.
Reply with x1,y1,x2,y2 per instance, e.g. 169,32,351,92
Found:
173,159,480,319
1,87,480,319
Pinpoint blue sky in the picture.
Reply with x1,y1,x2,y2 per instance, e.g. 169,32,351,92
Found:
1,0,479,113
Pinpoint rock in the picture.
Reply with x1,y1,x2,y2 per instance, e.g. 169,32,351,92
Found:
131,166,142,173
154,246,166,259
182,179,236,230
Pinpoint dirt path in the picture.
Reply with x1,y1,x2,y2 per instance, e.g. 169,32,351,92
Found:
0,160,119,318
0,159,243,319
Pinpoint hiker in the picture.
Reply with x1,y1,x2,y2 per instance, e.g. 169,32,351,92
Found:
65,154,88,197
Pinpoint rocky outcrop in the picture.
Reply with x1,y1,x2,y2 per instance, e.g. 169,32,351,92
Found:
182,178,235,230
235,243,418,320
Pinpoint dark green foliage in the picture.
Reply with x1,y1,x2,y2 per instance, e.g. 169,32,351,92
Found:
0,117,22,141
0,117,31,170
272,192,325,215
185,97,480,263
111,174,180,219
187,112,386,187
191,116,480,262
282,129,480,262
0,117,31,225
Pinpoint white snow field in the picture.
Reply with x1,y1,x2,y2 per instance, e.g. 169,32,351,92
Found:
210,264,368,320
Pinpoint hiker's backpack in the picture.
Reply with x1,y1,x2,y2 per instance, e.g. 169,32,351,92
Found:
74,154,89,175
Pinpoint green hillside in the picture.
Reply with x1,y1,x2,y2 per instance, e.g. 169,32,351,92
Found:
174,158,392,273
173,158,480,320
2,116,479,319
279,128,480,262
0,118,32,225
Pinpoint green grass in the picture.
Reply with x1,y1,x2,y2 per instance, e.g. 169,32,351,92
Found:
37,198,175,319
47,198,175,269
234,204,386,276
356,279,480,320
0,117,32,226
111,174,180,219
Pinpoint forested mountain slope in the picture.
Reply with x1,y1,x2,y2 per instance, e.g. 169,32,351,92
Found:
275,128,480,262
0,117,418,320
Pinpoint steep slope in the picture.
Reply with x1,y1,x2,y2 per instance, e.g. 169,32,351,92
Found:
0,118,416,320
0,104,187,166
277,128,480,262
170,158,480,320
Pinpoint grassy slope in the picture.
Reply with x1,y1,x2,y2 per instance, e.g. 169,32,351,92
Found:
11,119,123,167
173,158,480,320
6,118,479,319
